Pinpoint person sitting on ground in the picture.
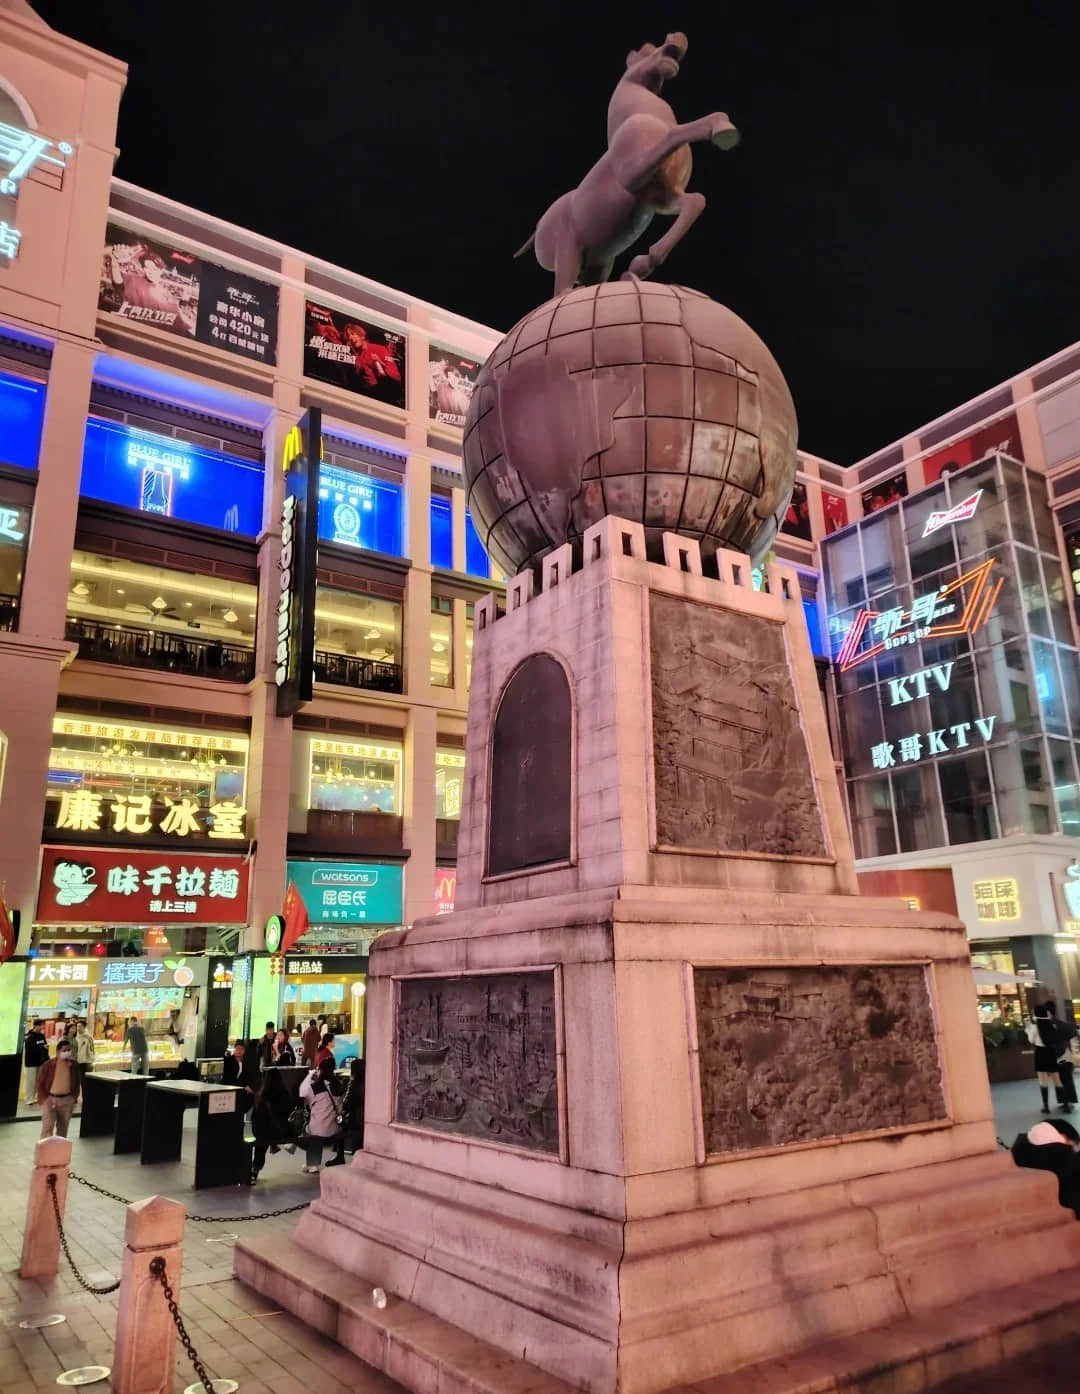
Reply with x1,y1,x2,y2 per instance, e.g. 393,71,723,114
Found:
1011,1118,1080,1217
315,1032,336,1068
271,1028,296,1067
298,1057,343,1174
250,1068,296,1182
37,1038,81,1139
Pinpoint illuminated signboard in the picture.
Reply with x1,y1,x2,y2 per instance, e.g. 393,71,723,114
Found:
0,504,26,543
0,121,73,263
285,861,403,925
317,462,403,556
36,847,250,925
276,409,321,717
972,878,1021,923
27,958,196,988
80,419,264,536
921,490,983,539
836,557,1002,671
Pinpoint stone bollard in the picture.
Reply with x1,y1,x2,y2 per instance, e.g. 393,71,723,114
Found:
20,1136,71,1279
112,1196,185,1394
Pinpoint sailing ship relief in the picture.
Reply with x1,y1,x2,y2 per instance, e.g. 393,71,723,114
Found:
395,971,559,1153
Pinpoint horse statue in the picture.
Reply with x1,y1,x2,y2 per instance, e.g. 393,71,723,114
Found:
514,33,739,294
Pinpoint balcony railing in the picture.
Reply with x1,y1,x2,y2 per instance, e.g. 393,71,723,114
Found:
65,617,255,682
314,649,403,694
0,593,17,633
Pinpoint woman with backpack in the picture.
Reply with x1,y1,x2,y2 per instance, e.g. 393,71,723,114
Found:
1029,1001,1074,1115
297,1057,343,1173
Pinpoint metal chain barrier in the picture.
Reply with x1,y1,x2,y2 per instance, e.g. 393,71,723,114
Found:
150,1257,215,1393
68,1171,310,1222
46,1174,121,1295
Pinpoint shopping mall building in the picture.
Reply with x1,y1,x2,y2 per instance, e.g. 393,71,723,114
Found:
1,3,1080,1089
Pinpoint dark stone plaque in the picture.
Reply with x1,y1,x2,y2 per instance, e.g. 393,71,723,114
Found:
650,593,826,856
694,965,947,1154
488,654,572,876
395,972,559,1154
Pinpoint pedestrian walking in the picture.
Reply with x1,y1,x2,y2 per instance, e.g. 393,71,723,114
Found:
37,1039,80,1138
298,1058,343,1173
326,1057,365,1167
73,1019,95,1089
250,1069,295,1182
22,1019,48,1105
123,1016,149,1075
300,1018,320,1067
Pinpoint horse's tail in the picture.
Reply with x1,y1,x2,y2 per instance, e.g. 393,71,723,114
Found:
513,232,536,260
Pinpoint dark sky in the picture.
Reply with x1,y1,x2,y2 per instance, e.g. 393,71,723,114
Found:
35,0,1080,464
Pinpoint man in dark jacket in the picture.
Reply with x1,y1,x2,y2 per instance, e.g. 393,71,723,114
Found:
254,1022,276,1071
23,1019,48,1105
222,1040,258,1092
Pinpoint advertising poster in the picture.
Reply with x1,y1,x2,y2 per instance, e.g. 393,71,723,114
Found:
428,347,482,428
37,847,250,925
923,414,1024,485
781,479,812,540
303,302,406,409
823,490,849,534
98,224,278,364
285,861,404,925
861,470,909,515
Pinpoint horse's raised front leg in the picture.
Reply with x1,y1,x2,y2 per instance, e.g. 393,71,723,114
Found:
618,114,739,193
554,236,583,296
622,191,706,281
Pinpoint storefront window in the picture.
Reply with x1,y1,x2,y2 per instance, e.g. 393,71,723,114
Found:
65,550,256,679
314,586,402,690
436,748,465,819
465,602,475,689
999,458,1037,550
465,511,489,578
0,497,28,628
1049,738,1080,837
80,418,264,536
939,750,996,844
430,597,453,687
821,528,865,615
0,370,45,472
281,956,367,1054
46,715,249,842
1016,548,1050,638
317,462,403,556
859,509,905,598
892,765,944,853
431,494,453,570
848,776,896,858
990,739,1051,837
308,737,403,814
1041,554,1075,645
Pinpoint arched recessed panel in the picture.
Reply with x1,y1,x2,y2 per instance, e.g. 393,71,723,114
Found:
488,655,571,876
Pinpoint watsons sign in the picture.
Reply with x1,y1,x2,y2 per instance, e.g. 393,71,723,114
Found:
275,409,321,717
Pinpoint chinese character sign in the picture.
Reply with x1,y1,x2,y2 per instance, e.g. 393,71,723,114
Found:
428,347,481,429
36,847,250,924
303,302,405,409
48,787,247,842
98,224,278,364
972,877,1022,923
286,861,403,925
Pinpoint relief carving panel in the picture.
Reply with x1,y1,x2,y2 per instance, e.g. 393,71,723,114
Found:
694,965,947,1154
395,971,559,1154
650,593,826,856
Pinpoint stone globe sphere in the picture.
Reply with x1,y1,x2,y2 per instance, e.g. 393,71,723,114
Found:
462,281,798,577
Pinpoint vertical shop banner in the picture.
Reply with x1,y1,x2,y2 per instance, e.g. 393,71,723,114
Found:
823,490,849,534
36,847,250,925
923,414,1024,485
434,868,457,915
303,302,406,409
780,479,812,540
861,470,909,515
275,408,321,717
98,224,278,364
428,347,482,428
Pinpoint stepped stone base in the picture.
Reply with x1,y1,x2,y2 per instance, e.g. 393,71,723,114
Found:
236,1231,1080,1394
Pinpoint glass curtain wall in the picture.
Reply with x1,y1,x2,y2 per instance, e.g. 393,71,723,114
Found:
823,456,1080,857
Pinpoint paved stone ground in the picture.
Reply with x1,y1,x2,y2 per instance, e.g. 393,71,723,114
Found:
0,1113,402,1394
0,1083,1077,1393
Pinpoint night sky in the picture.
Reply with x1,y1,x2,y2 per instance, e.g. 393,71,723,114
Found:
34,1,1080,465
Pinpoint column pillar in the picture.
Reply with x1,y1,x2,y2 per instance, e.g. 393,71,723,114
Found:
403,450,432,701
18,338,95,638
403,703,437,926
451,483,467,575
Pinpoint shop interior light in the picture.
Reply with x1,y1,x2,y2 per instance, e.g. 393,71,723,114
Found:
71,581,90,598
222,609,238,624
150,595,168,611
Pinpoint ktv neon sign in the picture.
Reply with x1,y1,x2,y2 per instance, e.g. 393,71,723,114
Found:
0,121,74,262
921,490,983,538
836,557,1002,671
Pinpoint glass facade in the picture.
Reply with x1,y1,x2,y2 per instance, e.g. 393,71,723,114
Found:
308,737,403,815
430,596,453,687
435,747,465,819
317,462,403,556
823,456,1080,857
431,494,453,570
313,586,402,692
0,370,45,472
0,497,28,629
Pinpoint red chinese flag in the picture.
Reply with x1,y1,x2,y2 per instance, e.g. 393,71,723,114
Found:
0,896,14,963
281,881,309,955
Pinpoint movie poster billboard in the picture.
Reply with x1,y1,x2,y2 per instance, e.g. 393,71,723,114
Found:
303,302,406,409
923,413,1024,485
781,479,812,540
428,346,482,428
861,470,909,515
98,224,278,364
823,490,849,534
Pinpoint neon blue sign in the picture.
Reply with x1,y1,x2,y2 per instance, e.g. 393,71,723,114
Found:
317,462,403,556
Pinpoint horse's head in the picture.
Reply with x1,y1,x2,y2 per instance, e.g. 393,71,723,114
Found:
624,33,688,92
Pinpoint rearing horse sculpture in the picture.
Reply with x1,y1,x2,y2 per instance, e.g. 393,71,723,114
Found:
515,33,739,294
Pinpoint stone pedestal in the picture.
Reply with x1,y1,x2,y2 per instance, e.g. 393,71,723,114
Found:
237,520,1080,1394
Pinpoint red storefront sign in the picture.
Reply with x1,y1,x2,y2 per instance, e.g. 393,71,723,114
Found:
37,846,250,925
434,868,456,915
